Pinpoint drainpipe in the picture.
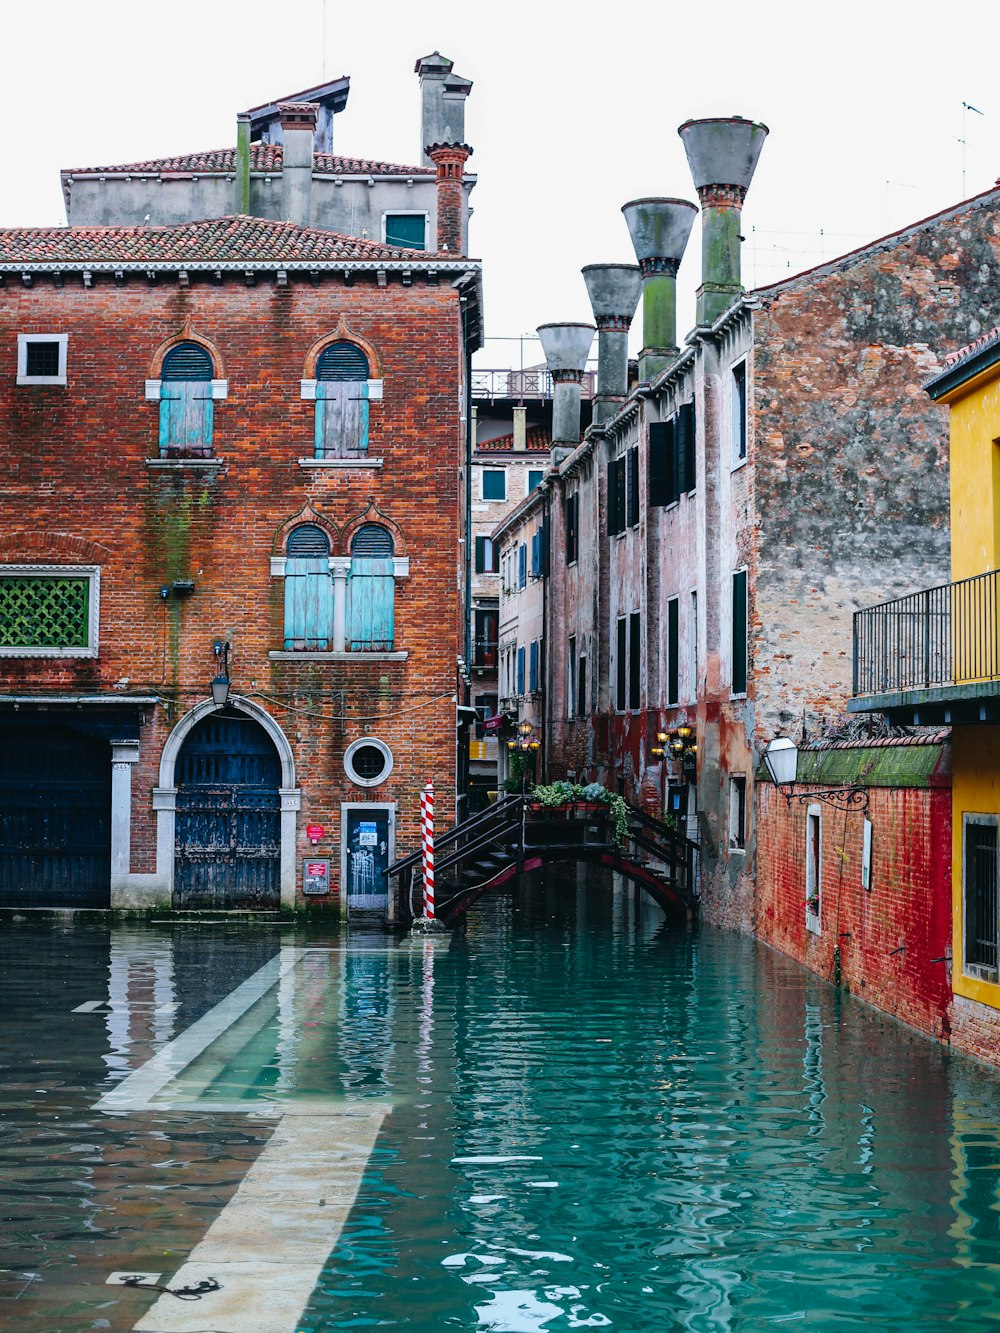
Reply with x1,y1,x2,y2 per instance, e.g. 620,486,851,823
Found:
581,264,641,425
678,116,769,326
621,198,698,382
235,113,251,215
537,322,596,466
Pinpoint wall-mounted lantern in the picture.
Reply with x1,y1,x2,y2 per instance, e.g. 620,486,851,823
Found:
762,736,869,813
210,639,231,707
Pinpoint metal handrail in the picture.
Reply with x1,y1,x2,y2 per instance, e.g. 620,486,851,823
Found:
387,794,523,876
853,567,1000,696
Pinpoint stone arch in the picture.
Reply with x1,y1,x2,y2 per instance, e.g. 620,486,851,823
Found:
148,326,225,379
159,694,296,790
303,319,381,378
272,502,338,556
339,497,406,557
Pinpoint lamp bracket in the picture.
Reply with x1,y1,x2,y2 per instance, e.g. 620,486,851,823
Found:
783,785,869,814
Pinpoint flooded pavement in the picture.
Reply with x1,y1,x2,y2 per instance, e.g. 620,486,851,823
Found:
3,878,1000,1331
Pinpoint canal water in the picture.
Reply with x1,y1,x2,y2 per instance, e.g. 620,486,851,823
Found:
3,875,1000,1331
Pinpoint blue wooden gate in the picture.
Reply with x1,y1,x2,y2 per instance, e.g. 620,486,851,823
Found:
174,713,281,909
0,726,111,907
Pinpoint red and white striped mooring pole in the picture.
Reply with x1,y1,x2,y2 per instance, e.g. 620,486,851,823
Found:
420,781,435,920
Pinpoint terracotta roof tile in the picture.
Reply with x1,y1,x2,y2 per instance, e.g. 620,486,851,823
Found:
476,426,552,453
942,323,1000,370
808,728,950,751
0,215,435,265
64,144,427,177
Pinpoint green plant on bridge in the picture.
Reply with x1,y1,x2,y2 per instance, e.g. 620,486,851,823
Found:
530,780,630,846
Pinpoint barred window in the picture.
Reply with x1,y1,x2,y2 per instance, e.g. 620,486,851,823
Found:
0,566,99,657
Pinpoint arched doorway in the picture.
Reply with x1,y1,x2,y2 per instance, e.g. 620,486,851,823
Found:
0,726,111,907
174,711,281,910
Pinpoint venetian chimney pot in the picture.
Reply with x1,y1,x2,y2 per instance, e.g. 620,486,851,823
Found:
426,141,472,254
279,101,318,227
537,322,596,464
581,263,641,424
678,116,768,325
621,198,697,382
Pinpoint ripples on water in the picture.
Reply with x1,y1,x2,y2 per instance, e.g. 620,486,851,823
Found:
300,874,1000,1332
3,875,1000,1331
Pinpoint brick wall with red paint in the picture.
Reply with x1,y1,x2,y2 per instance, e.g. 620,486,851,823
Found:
755,746,954,1043
0,270,466,906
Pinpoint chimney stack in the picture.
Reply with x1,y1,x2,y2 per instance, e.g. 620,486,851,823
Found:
415,52,473,169
581,264,641,424
279,101,317,227
678,116,769,325
537,323,596,465
621,198,698,381
426,141,472,253
235,113,252,215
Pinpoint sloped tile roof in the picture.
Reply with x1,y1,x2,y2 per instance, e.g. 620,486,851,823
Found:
942,323,1000,370
0,215,433,265
476,426,552,453
63,144,427,177
808,728,950,750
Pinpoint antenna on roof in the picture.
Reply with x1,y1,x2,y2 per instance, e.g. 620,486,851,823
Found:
960,100,985,197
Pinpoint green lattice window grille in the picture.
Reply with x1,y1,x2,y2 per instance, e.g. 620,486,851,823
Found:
0,575,91,649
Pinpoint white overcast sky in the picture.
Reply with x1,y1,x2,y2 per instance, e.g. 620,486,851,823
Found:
3,0,999,365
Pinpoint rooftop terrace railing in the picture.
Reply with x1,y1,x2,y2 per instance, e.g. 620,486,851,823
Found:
470,368,596,402
853,568,1000,697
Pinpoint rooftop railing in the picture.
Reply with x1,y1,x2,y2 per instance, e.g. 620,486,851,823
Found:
470,368,596,402
853,568,1000,697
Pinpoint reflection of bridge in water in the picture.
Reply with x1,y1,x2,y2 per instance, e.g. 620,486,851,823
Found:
388,794,698,926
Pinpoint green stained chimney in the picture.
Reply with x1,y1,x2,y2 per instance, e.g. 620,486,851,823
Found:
678,117,769,326
235,113,251,215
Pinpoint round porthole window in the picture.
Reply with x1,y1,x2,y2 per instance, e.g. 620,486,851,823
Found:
344,737,394,788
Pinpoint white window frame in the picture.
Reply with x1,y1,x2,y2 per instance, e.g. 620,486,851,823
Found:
17,333,68,386
0,564,100,657
731,357,748,470
805,804,822,934
729,775,747,853
567,634,577,718
963,813,999,982
300,378,382,401
381,210,429,249
344,737,394,789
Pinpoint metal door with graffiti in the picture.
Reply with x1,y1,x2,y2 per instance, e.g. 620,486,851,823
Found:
344,807,390,918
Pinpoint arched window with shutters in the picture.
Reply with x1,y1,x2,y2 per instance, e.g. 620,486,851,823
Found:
347,524,395,651
156,341,221,457
314,341,371,459
284,524,333,650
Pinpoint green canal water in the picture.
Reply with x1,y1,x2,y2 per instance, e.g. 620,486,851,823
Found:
3,877,1000,1330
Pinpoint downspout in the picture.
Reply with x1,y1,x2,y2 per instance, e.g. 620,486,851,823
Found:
541,487,549,783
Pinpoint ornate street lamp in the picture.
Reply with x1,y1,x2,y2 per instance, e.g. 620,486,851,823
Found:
210,639,231,707
762,736,868,812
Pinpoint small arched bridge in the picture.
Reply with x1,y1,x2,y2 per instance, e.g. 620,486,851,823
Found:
388,795,699,926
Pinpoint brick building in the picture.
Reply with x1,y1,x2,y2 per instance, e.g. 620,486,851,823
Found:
498,114,1000,934
0,74,482,915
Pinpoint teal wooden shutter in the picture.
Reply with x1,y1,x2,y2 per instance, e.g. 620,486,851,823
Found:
348,557,395,650
315,381,369,458
284,557,332,650
159,382,213,455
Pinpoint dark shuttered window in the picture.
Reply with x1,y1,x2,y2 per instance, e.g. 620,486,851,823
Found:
732,568,748,695
616,617,627,711
565,492,579,564
667,597,679,705
649,420,673,506
629,611,641,710
627,446,640,527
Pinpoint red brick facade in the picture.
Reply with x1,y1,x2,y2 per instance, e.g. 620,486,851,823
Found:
1,252,477,912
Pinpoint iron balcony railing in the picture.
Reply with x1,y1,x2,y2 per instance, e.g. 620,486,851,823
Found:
853,568,1000,697
470,368,596,402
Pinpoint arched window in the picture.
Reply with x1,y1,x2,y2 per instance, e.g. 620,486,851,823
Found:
158,341,216,457
315,341,370,459
284,524,332,651
347,524,395,651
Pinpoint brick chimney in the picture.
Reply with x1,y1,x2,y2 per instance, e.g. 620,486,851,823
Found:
426,140,472,253
279,101,318,227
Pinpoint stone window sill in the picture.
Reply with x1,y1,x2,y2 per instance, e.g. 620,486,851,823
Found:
146,457,225,470
297,457,384,469
268,650,408,661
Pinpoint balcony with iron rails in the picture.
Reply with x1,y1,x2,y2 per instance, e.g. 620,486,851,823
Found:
850,568,1000,724
470,367,596,403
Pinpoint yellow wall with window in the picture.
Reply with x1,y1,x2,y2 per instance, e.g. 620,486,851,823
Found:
951,726,1000,1006
940,365,1000,581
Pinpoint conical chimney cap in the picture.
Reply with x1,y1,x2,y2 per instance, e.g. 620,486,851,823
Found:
621,198,698,265
537,322,595,373
677,116,769,191
582,264,642,322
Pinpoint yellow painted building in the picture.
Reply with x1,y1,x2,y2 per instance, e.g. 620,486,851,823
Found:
926,333,1000,1021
